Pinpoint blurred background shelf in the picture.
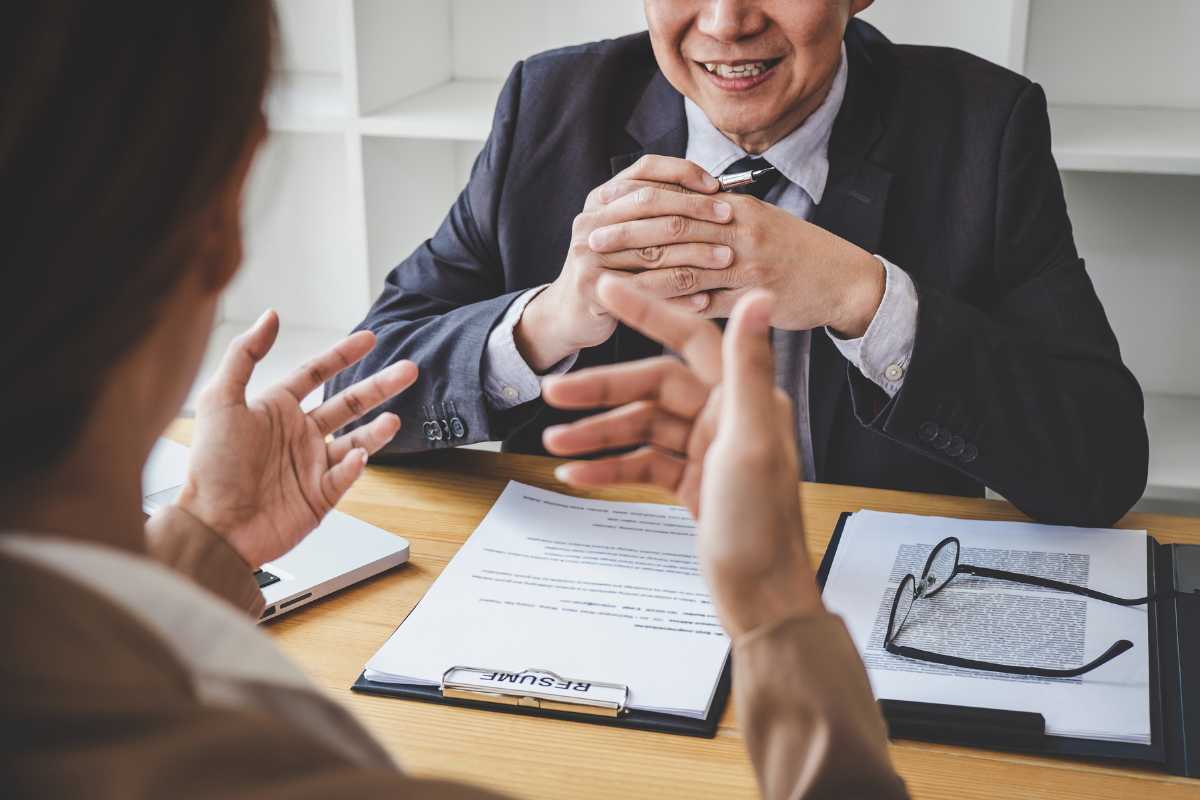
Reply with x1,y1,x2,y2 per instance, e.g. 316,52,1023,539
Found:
359,80,502,141
266,72,350,133
225,0,1200,512
1049,105,1200,175
1142,394,1200,512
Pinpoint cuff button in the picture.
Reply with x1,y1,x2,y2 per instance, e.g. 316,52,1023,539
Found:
918,421,938,442
450,417,466,439
945,435,965,458
961,443,978,463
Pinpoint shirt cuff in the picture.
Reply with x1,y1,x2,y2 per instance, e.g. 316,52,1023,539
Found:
482,285,580,410
144,505,266,618
827,256,918,398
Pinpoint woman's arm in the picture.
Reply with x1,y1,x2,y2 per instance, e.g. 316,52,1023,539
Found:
545,281,908,798
145,503,264,615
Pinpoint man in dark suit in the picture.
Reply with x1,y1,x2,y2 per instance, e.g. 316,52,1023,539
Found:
327,1,1147,526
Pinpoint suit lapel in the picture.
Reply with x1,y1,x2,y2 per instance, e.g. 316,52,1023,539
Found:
808,22,894,480
610,71,686,365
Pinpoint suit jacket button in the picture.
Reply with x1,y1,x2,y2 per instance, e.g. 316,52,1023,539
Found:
450,417,466,439
945,435,965,458
932,428,952,450
918,422,938,442
961,443,978,463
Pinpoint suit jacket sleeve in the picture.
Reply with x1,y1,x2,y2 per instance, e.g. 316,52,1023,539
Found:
849,82,1148,526
323,62,536,453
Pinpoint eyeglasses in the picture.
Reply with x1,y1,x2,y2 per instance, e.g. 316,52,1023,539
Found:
885,536,1153,679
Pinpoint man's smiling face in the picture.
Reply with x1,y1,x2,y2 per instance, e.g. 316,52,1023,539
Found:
644,0,870,153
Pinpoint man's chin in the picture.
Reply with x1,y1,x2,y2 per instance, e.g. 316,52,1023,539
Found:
702,107,786,143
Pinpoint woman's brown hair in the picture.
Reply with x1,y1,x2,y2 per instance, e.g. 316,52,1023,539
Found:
0,2,274,482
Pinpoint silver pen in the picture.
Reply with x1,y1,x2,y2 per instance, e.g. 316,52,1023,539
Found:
717,165,778,191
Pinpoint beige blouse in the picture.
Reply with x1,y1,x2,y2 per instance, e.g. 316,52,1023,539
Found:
0,510,907,799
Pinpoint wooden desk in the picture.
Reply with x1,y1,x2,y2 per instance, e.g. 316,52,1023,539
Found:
167,422,1200,799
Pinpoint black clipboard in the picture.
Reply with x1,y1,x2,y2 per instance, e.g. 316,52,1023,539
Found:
352,570,731,739
817,511,1200,777
352,659,731,738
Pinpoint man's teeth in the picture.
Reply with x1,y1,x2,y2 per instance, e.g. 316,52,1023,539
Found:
703,61,769,79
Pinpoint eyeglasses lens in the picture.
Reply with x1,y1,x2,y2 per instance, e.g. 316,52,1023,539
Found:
922,538,960,596
888,574,917,643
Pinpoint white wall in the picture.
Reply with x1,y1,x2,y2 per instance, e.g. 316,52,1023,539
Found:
1026,0,1200,108
451,0,646,78
859,0,1029,70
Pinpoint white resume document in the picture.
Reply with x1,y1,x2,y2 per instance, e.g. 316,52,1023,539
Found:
363,482,729,719
822,511,1152,744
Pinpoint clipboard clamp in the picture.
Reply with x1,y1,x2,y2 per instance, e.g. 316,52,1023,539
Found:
440,665,630,718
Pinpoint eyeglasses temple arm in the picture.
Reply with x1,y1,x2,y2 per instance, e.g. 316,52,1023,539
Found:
886,639,1134,679
959,564,1153,606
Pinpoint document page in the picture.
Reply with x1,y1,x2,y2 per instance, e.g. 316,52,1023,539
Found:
364,482,729,718
822,511,1151,743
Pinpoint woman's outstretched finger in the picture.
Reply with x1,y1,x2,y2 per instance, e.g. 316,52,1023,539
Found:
543,401,691,457
553,446,686,491
204,309,280,407
594,275,723,383
278,330,376,403
326,412,401,463
542,356,708,417
308,360,417,436
319,448,368,511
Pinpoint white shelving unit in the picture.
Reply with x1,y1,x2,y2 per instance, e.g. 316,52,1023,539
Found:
360,80,502,141
1048,106,1200,175
211,0,1199,511
199,0,645,414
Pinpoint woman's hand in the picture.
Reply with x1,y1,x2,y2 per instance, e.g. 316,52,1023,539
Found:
696,290,822,636
540,276,725,516
544,278,820,633
177,310,416,567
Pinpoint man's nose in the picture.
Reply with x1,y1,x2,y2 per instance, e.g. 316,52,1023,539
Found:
697,0,768,43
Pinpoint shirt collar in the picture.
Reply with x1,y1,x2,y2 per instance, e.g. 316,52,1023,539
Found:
684,43,847,205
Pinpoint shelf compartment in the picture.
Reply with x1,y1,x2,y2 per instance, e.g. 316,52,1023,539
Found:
268,0,353,130
1144,393,1200,503
230,131,369,333
266,71,350,133
361,136,469,293
359,80,503,141
1051,105,1200,175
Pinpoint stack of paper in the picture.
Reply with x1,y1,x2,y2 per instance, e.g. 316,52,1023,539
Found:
822,510,1152,744
363,482,729,720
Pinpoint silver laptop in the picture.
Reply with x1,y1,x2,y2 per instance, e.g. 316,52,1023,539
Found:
143,437,409,621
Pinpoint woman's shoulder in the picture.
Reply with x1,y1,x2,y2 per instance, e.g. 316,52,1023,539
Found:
0,536,194,713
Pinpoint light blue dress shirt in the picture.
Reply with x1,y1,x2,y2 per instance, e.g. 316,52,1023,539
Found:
481,45,918,479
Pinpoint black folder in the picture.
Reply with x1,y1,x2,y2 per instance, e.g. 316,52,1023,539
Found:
817,511,1200,777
